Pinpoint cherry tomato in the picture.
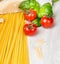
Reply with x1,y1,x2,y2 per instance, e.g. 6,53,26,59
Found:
40,16,54,28
24,10,37,21
23,24,37,36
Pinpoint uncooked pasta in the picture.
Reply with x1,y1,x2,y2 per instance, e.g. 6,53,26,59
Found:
0,12,29,64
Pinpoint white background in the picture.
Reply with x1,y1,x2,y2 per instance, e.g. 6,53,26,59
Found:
27,0,60,64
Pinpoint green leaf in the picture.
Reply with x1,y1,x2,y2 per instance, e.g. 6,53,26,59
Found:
30,0,36,2
18,0,40,14
38,2,53,18
29,1,40,16
18,1,30,10
32,18,41,27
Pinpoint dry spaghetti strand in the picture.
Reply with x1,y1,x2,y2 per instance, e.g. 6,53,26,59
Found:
0,13,29,64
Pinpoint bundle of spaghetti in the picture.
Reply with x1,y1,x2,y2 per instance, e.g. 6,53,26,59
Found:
0,12,29,64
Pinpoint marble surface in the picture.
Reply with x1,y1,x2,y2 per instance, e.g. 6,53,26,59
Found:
27,0,60,64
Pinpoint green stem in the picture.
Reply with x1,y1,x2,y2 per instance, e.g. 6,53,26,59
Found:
52,0,58,5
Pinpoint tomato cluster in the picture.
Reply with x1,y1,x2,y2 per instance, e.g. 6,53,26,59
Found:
23,10,54,36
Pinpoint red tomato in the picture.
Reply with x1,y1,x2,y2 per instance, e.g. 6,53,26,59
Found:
23,24,37,36
24,10,37,21
40,16,54,28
